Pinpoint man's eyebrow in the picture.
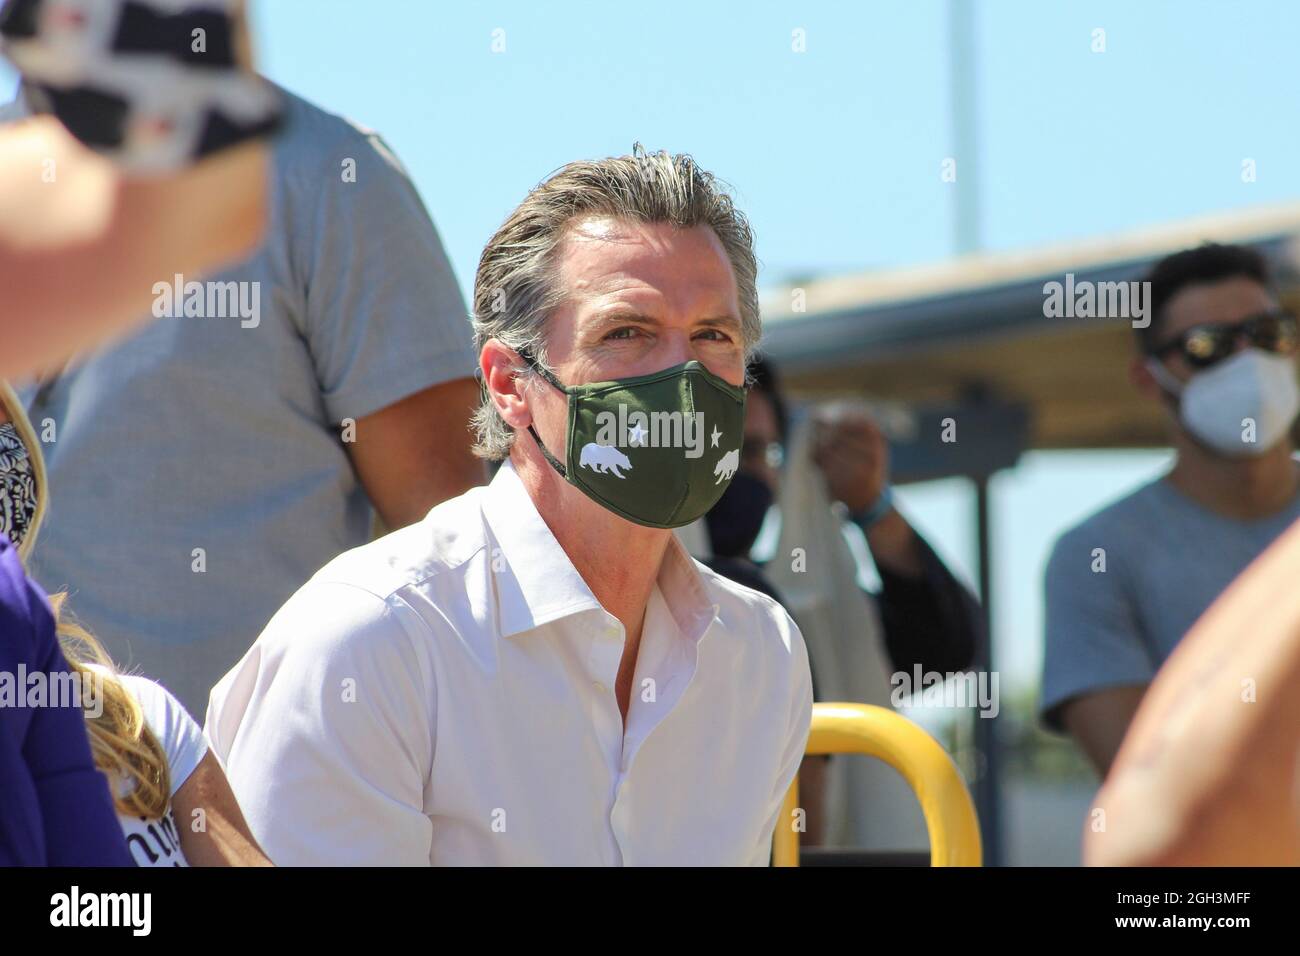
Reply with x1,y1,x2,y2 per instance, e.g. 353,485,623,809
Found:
590,311,658,326
586,311,743,331
696,314,743,330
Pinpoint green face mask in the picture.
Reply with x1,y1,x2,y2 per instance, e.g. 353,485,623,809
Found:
517,351,747,529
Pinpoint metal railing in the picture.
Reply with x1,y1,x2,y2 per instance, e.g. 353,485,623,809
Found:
772,702,982,867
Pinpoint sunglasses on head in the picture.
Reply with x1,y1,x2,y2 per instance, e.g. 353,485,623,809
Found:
1149,309,1300,370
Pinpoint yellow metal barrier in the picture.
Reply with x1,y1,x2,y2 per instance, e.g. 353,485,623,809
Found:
772,702,982,867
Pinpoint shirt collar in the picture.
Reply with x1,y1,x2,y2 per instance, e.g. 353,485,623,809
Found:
479,459,719,643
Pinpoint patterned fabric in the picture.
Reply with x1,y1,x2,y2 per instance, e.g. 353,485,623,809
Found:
0,0,282,173
0,422,37,553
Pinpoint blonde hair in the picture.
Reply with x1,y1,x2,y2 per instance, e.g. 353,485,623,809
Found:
0,382,170,818
50,594,171,818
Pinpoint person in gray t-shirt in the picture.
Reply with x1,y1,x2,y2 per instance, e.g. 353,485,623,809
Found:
1042,242,1300,776
2,84,486,718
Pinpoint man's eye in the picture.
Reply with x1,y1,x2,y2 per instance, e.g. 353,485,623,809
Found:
605,327,640,341
695,329,733,342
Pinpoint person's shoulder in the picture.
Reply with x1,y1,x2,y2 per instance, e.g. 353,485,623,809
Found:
236,490,489,683
108,670,198,740
1047,477,1169,563
83,663,164,711
252,486,491,662
88,666,206,794
271,82,413,179
696,558,804,657
105,669,173,713
83,664,182,729
309,485,491,605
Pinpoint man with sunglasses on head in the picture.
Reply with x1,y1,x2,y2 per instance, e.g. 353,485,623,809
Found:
1041,242,1300,778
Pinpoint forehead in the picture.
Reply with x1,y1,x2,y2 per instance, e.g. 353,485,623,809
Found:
553,216,738,312
1161,275,1276,337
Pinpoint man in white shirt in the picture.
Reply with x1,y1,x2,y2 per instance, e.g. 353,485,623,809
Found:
205,147,814,865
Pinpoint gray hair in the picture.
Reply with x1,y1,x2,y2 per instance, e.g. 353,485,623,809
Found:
470,146,762,461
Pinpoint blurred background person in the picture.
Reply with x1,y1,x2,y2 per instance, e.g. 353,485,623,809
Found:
2,50,485,715
2,384,269,866
1084,512,1300,865
1041,242,1300,777
0,115,269,377
1,383,131,867
73,643,273,867
0,0,277,375
702,356,982,848
1,0,280,868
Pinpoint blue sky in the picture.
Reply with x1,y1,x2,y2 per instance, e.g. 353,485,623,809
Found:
244,0,1300,287
5,1,1296,693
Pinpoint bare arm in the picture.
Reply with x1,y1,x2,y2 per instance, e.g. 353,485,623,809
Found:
796,753,830,846
173,751,273,867
1084,519,1300,866
863,509,926,577
1060,685,1147,779
346,377,488,531
0,116,268,379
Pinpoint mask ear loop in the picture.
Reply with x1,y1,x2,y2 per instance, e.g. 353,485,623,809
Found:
513,347,571,480
526,424,568,479
1145,356,1186,400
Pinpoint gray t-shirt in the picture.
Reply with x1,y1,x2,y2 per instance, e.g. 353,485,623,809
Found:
4,87,477,717
1040,472,1300,731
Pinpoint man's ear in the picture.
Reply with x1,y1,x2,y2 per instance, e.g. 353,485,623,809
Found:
480,340,532,429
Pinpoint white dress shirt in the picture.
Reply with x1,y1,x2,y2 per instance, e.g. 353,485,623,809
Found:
205,458,813,865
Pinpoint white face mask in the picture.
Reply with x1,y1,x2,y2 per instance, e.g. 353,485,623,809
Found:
1147,348,1300,458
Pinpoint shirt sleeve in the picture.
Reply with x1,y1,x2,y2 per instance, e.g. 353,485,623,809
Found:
874,531,983,676
1040,526,1157,733
750,608,814,866
292,121,477,424
118,674,209,797
0,540,132,866
206,579,437,866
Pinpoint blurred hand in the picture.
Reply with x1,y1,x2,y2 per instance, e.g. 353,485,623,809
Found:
811,405,889,514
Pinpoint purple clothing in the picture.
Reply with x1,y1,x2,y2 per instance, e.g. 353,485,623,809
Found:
0,535,131,866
